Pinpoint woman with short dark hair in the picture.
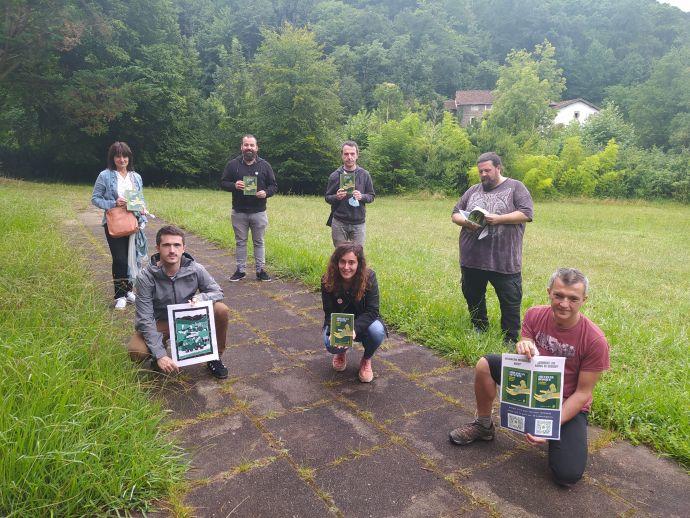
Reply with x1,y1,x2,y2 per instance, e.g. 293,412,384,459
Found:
321,243,386,382
91,142,148,310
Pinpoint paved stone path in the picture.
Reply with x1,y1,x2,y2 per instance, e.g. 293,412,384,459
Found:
74,206,688,517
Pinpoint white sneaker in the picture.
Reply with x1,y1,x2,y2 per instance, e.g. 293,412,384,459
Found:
114,297,127,310
126,291,136,304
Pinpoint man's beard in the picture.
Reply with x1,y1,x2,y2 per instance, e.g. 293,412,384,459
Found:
243,150,255,162
481,177,497,189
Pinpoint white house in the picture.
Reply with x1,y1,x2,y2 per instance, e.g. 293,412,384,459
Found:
444,91,601,128
550,99,600,125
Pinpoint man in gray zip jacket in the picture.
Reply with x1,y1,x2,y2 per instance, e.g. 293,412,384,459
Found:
128,225,231,379
325,140,375,247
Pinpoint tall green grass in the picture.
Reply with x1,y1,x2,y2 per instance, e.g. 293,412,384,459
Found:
0,181,184,516
144,187,689,467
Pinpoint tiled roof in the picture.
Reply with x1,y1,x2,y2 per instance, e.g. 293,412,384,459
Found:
549,98,600,110
454,90,494,105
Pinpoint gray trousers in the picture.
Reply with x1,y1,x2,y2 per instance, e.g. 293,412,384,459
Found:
231,210,268,272
331,217,366,247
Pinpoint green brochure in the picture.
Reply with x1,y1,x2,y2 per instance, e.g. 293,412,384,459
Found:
243,175,257,195
340,172,355,195
330,313,354,348
124,189,145,212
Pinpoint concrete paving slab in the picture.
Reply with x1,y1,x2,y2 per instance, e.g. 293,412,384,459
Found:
148,373,235,420
314,446,471,517
240,305,305,332
379,342,450,374
264,323,321,354
226,289,289,311
299,305,325,323
587,441,690,517
263,402,387,469
224,343,293,377
174,412,275,480
224,319,258,346
185,459,332,517
423,368,482,410
273,290,322,309
338,373,447,422
230,367,327,416
388,404,521,474
465,450,633,517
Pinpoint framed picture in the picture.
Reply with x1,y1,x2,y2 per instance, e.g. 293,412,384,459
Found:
167,300,219,367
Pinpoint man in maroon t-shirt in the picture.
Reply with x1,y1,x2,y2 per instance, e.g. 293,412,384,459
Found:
449,268,610,486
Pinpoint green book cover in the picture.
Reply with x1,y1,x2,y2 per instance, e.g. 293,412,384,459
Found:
243,175,257,195
501,366,531,406
531,371,562,409
330,313,354,348
340,172,355,194
124,189,145,212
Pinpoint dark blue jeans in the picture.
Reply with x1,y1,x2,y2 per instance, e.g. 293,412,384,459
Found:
461,267,522,342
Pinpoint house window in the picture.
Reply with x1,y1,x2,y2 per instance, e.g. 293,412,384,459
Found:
574,111,580,120
471,105,480,111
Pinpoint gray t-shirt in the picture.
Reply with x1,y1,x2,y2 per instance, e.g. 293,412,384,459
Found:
452,178,533,274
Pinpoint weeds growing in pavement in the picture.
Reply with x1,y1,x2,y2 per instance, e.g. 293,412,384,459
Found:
144,187,689,467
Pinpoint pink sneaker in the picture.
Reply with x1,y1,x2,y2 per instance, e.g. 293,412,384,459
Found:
358,357,373,383
332,352,347,372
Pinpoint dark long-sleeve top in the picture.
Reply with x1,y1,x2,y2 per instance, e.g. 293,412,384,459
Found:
324,166,375,225
321,270,383,338
220,155,278,213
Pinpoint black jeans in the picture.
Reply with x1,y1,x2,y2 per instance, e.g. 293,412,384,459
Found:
104,224,132,299
461,267,522,342
486,354,588,485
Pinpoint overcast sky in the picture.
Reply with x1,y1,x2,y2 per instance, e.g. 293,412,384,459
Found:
658,0,690,11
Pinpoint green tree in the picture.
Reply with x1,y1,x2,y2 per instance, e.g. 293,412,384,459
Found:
365,112,424,193
487,40,566,141
252,24,342,192
623,47,690,150
422,112,476,193
581,102,636,150
372,82,405,122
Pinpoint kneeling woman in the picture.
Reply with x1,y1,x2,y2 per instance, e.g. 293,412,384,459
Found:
321,244,386,382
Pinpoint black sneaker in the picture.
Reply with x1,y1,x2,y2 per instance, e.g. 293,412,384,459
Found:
229,270,246,282
207,359,228,379
256,269,272,281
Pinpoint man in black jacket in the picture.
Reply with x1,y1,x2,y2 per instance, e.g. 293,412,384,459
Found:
220,135,278,281
325,140,375,247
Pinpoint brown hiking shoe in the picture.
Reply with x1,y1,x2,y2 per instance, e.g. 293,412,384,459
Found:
449,420,495,445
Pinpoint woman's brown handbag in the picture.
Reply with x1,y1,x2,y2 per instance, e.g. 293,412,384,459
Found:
106,206,138,238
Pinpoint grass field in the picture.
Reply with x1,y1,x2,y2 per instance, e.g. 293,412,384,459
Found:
0,181,185,516
142,187,690,467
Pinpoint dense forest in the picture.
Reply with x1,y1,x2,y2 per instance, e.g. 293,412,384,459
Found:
1,0,688,199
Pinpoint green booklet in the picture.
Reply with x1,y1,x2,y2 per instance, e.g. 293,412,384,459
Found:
340,172,355,195
124,189,145,212
243,175,257,195
460,206,490,240
330,313,354,349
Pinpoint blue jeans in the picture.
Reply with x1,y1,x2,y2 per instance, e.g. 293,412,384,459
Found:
323,319,385,359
